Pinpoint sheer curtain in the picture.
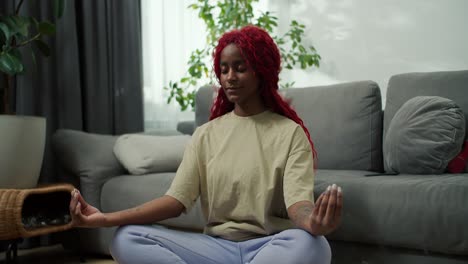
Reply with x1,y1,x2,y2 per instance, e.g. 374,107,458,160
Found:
141,0,205,131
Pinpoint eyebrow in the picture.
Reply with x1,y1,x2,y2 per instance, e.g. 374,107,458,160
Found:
220,59,245,66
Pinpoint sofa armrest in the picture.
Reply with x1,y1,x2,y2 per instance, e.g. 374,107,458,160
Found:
176,120,195,135
52,129,127,209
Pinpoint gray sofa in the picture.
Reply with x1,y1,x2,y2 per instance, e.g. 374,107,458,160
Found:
52,70,468,264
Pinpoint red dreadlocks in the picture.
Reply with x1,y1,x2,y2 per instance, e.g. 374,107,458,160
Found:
209,25,317,162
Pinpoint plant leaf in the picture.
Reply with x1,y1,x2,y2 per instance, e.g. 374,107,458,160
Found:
30,17,39,26
34,39,50,57
54,0,65,19
1,17,15,34
12,16,30,37
38,21,56,35
0,23,10,42
0,51,24,75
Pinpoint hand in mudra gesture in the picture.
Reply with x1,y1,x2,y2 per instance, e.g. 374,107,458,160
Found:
69,189,106,228
309,184,343,235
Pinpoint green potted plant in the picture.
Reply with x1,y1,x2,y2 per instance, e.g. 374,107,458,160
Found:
0,0,64,188
165,0,321,111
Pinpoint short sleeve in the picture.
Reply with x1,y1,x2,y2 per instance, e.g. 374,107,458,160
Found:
165,130,201,212
283,127,315,209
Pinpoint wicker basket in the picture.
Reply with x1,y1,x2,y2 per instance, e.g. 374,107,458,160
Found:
0,184,75,240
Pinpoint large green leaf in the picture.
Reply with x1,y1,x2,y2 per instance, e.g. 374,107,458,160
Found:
0,16,16,34
0,23,10,42
54,0,66,19
1,16,30,37
0,51,24,75
38,21,55,35
12,16,29,37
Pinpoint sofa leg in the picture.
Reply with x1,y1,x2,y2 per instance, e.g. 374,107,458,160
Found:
4,239,21,264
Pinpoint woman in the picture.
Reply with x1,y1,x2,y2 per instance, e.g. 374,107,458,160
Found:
70,25,343,264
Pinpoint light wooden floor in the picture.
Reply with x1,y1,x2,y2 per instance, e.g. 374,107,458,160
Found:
0,244,116,264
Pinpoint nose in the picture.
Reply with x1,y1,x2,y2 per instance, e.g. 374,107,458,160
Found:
227,68,237,82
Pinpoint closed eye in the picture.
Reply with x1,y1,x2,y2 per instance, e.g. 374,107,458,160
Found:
220,60,247,74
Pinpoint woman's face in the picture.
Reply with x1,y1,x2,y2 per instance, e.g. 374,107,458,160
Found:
219,44,261,107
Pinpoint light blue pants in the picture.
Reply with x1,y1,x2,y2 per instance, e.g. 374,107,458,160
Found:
110,225,331,264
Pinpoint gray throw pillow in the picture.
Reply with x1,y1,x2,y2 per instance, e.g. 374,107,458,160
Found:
113,134,191,175
384,96,466,174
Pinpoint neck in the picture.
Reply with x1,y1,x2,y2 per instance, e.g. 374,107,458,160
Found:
233,103,267,117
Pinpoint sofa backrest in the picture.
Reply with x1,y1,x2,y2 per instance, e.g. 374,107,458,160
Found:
285,81,383,171
195,81,384,172
195,85,215,127
384,70,468,137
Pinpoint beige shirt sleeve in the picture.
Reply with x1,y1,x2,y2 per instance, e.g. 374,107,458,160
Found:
283,126,315,209
165,130,201,212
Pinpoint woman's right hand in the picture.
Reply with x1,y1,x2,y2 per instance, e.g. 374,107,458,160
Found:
69,189,106,228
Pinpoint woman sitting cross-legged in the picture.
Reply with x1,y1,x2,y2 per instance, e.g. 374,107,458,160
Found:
69,25,343,264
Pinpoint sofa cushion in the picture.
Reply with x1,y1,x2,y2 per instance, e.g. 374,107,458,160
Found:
101,173,205,230
113,134,191,175
284,81,383,171
52,129,126,208
384,70,468,172
314,170,468,255
383,96,466,174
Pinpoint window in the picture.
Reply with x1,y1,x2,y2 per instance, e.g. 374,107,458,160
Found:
141,0,268,132
141,0,205,132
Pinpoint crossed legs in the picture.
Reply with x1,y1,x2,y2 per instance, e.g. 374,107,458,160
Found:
110,225,331,264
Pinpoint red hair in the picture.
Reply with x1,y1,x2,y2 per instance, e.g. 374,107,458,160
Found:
209,25,317,162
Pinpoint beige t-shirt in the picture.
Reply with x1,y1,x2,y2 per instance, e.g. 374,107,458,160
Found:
166,110,315,241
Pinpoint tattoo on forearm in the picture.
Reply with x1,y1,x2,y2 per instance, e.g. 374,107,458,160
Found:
291,203,313,228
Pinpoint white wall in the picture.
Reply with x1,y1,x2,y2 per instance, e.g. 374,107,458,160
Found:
269,0,468,103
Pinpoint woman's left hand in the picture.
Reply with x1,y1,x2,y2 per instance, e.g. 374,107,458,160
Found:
308,184,343,236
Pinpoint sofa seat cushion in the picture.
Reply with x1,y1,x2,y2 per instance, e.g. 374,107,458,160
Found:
315,170,468,255
101,173,205,231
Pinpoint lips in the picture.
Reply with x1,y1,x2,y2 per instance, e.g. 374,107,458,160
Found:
225,87,240,94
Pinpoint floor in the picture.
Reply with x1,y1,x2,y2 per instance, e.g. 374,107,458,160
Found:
0,244,116,264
